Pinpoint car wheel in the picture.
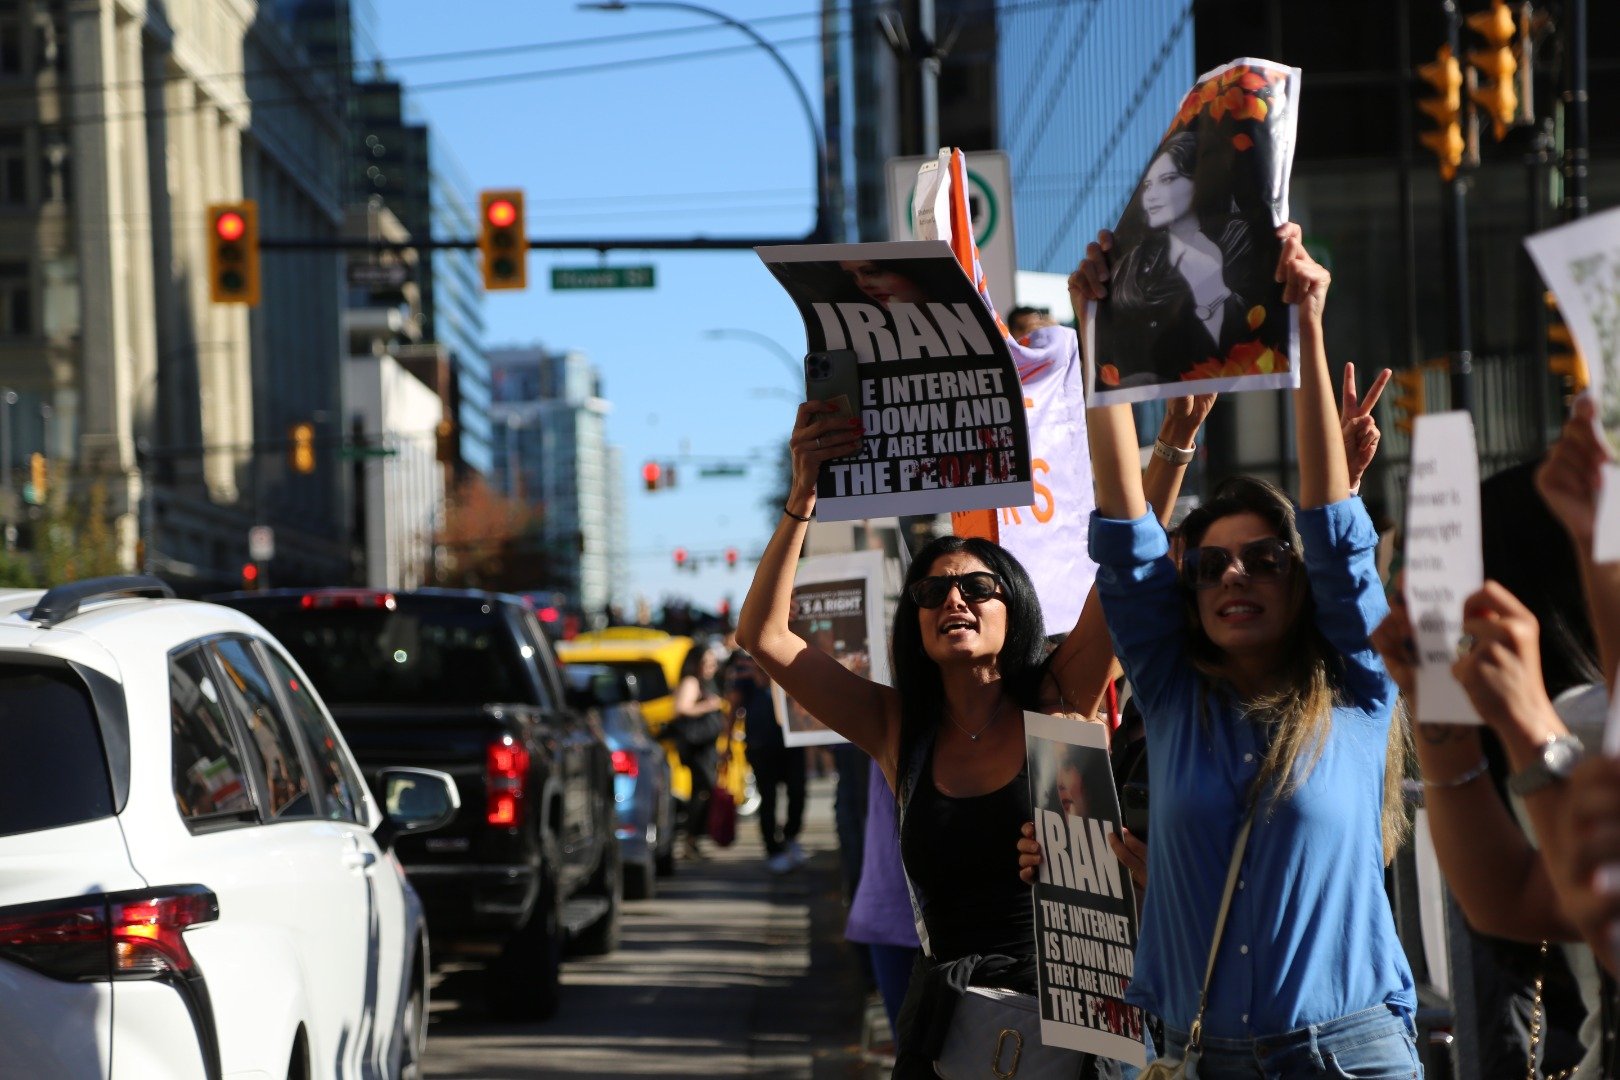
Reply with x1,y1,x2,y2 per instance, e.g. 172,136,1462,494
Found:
396,956,427,1080
624,857,656,901
572,842,622,956
486,870,562,1020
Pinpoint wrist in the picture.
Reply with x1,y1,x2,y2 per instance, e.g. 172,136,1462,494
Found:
1157,422,1198,451
1493,704,1569,772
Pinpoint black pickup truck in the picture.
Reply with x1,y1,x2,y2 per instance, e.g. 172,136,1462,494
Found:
214,587,620,1019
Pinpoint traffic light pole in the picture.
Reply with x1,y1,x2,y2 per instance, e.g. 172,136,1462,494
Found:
1562,0,1589,220
259,235,821,252
1442,1,1475,417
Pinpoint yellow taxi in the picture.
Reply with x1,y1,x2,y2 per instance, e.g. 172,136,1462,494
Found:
555,627,752,813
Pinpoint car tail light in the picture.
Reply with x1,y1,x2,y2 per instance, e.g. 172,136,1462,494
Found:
0,887,218,982
610,749,639,779
486,737,530,827
300,590,397,610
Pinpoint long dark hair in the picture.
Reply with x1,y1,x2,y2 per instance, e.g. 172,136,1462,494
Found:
892,536,1047,763
1180,476,1410,861
1113,131,1210,314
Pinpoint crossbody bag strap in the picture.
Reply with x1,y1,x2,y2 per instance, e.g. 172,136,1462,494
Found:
895,728,936,959
1184,809,1256,1052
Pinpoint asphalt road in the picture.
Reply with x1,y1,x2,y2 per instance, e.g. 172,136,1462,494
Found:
422,776,888,1079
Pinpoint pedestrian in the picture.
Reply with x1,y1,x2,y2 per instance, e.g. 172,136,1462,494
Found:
736,373,1209,1077
668,647,728,860
1050,224,1421,1078
726,651,807,873
844,757,922,1034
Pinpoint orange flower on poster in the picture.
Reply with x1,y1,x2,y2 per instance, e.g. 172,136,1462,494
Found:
1232,133,1255,151
1246,304,1266,329
1099,364,1120,386
1199,80,1220,105
1180,339,1288,382
1240,72,1267,91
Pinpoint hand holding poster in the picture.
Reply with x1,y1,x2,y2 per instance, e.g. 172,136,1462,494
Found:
1525,207,1620,562
770,549,890,747
1025,713,1146,1067
1404,411,1483,724
1084,58,1303,406
757,241,1035,521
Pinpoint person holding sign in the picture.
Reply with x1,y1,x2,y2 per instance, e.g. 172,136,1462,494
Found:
1070,224,1420,1078
736,393,1207,1075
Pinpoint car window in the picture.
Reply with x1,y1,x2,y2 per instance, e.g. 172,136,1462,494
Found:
170,647,257,826
243,601,535,708
0,667,112,838
260,648,366,824
598,661,670,701
515,611,560,711
210,638,314,820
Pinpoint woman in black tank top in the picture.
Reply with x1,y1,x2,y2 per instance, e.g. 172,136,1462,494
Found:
737,396,1209,1077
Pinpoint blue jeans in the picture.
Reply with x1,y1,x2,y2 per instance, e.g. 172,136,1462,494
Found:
1165,1005,1421,1079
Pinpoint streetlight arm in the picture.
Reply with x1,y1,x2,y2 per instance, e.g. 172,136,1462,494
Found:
580,0,829,241
703,328,804,387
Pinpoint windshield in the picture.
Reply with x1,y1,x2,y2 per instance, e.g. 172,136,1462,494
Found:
247,602,534,708
595,660,671,702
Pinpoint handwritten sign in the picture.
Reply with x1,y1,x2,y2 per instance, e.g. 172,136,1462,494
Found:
1404,411,1483,725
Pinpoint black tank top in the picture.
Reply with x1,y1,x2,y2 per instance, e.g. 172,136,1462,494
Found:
900,745,1035,969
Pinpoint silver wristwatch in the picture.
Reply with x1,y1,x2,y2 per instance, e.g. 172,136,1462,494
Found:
1152,438,1196,466
1506,735,1585,797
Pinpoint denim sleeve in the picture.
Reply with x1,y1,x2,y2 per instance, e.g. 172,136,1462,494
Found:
1295,497,1396,714
1088,508,1192,722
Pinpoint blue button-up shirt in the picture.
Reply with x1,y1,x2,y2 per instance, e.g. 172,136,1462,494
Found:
1089,498,1415,1038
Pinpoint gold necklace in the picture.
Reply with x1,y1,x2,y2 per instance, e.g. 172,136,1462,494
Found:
948,697,1005,742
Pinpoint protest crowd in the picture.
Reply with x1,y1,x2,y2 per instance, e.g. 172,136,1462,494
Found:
733,64,1620,1080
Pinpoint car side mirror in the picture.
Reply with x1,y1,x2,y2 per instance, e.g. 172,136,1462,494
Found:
374,767,460,850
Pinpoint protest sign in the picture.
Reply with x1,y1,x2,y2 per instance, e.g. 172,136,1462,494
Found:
770,549,889,747
1084,57,1303,407
1025,712,1146,1067
757,240,1035,521
1404,411,1483,725
1525,207,1620,561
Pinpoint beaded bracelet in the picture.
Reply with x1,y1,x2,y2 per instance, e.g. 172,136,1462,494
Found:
1422,756,1490,789
782,505,812,523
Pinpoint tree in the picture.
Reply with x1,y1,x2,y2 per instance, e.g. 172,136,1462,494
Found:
431,475,556,592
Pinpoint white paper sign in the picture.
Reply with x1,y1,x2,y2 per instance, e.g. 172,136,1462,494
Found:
1525,209,1620,562
771,549,891,747
1404,411,1483,725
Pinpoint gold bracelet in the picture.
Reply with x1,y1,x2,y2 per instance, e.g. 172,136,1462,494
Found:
1422,756,1490,789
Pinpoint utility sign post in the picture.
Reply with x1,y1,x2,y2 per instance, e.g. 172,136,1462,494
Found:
885,151,1015,316
550,266,657,290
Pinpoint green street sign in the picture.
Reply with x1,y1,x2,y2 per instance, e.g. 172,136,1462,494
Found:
698,464,748,478
551,266,656,290
339,446,399,461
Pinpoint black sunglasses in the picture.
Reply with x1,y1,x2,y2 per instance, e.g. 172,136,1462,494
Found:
908,571,1002,609
1180,538,1294,590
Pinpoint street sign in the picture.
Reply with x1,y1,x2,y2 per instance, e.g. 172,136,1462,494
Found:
348,262,409,289
550,266,656,290
698,464,749,478
248,525,275,563
885,151,1016,318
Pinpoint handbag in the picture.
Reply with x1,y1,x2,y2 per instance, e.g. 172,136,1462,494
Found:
933,986,1083,1079
706,779,738,847
1138,810,1256,1080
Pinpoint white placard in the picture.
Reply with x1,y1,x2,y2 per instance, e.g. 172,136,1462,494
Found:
770,549,891,747
1404,411,1483,725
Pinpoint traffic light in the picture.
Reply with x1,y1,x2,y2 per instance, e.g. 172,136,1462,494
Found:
1391,368,1427,436
642,461,662,492
24,452,45,504
724,547,738,569
1546,292,1590,394
479,190,528,291
289,421,316,474
1466,0,1519,141
1416,45,1465,180
673,547,688,570
241,562,260,590
207,201,260,305
663,463,677,489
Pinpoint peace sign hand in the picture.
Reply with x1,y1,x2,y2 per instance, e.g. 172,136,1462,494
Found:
1340,362,1391,493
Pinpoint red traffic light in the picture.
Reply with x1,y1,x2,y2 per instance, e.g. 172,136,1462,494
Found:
642,461,662,491
215,211,246,242
241,562,259,583
486,199,518,229
673,547,688,568
724,547,739,567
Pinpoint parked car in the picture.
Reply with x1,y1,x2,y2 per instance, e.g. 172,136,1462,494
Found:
0,575,457,1080
214,587,621,1019
562,663,674,897
556,627,756,829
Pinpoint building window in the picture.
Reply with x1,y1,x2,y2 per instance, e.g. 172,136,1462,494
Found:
0,262,29,336
0,16,20,77
0,134,24,205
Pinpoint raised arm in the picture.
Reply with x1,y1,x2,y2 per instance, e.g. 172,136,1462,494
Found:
1146,394,1216,523
735,401,902,777
1070,230,1147,522
1279,225,1349,510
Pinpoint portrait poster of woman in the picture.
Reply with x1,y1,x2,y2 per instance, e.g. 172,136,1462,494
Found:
1083,58,1304,406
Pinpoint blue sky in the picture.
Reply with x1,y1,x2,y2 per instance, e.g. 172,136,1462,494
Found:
370,1,827,614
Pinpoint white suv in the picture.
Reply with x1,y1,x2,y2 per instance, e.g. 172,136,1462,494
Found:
0,576,458,1080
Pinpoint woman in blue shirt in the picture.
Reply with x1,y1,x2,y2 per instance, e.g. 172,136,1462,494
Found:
1067,224,1418,1078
